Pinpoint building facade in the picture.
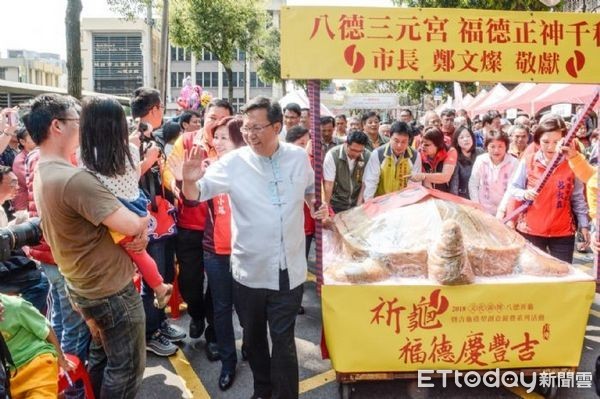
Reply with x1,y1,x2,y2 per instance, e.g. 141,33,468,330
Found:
167,0,284,113
0,50,65,87
81,18,160,97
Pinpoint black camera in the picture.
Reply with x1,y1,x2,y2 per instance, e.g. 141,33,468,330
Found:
0,217,42,262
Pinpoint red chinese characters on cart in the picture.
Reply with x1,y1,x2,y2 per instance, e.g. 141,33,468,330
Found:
369,289,547,367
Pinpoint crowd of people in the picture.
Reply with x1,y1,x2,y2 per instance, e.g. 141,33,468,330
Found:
321,106,598,262
0,88,597,399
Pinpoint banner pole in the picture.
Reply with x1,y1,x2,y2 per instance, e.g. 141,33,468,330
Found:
308,80,323,296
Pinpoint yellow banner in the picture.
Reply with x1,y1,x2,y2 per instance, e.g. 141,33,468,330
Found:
322,281,594,372
281,7,600,83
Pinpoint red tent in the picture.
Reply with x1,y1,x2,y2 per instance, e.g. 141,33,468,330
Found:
495,84,554,114
469,84,510,116
531,84,600,113
483,83,534,114
464,89,489,116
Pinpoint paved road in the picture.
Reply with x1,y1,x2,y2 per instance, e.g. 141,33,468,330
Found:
137,251,600,399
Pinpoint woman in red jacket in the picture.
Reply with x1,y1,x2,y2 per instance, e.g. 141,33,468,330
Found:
202,116,246,391
506,115,590,263
414,127,457,192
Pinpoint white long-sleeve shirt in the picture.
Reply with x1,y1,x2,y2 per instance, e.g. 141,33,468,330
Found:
198,143,314,290
468,153,518,215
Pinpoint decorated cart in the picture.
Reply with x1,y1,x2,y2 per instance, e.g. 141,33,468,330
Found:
280,5,600,398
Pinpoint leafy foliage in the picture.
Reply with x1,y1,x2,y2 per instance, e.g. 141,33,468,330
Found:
255,28,283,87
106,0,152,20
170,0,267,102
391,0,561,10
387,0,557,102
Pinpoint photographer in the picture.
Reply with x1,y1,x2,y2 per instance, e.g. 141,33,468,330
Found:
0,165,48,315
0,109,20,168
131,88,184,357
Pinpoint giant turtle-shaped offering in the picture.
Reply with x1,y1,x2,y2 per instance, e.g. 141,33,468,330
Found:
324,186,571,285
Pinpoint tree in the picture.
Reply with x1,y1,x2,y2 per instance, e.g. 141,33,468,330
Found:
392,0,561,10
106,0,152,20
66,0,83,99
255,28,285,95
347,80,400,94
107,0,170,102
387,0,556,103
170,0,266,103
235,1,268,103
562,0,600,12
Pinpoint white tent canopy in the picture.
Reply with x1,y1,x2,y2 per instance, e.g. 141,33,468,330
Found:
278,90,334,117
468,83,510,116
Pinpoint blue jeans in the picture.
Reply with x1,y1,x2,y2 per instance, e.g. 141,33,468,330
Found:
142,238,175,337
204,251,236,373
19,271,49,315
42,264,90,399
42,264,90,361
71,282,146,399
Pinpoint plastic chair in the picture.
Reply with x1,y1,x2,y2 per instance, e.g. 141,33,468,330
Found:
58,354,95,399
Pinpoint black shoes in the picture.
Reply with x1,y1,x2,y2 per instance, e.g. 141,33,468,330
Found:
241,344,248,361
218,370,236,391
206,341,221,361
297,305,305,315
189,318,205,339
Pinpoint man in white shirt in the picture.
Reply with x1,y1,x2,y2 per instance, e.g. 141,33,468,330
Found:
278,102,301,141
182,97,318,399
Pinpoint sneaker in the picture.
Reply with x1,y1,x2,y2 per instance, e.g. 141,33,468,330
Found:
160,322,186,343
146,331,178,357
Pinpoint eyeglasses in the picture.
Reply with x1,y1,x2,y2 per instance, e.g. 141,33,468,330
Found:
57,118,80,123
240,123,274,134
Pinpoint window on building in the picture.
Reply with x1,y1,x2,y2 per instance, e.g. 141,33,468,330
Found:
203,50,215,61
0,68,5,80
239,72,245,88
178,72,185,87
231,97,245,114
250,72,257,88
184,48,191,61
196,72,202,85
170,46,177,61
211,72,219,87
222,72,229,87
237,49,246,61
170,72,177,88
